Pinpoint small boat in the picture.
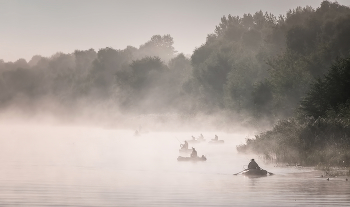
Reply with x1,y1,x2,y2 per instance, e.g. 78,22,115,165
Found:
242,169,268,176
208,140,224,144
177,156,207,161
179,148,192,154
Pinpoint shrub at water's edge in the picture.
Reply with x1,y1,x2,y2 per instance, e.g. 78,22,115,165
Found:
237,117,350,166
237,56,350,167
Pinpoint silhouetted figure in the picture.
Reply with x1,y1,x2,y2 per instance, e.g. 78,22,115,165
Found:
191,147,197,158
212,135,218,141
248,159,260,170
199,134,204,139
181,141,188,149
191,136,196,140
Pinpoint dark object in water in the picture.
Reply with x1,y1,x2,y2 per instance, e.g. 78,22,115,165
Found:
242,169,270,176
177,156,207,161
187,135,206,143
208,140,224,144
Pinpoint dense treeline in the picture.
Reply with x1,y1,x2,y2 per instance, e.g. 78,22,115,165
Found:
1,1,350,134
189,0,350,123
0,35,192,116
299,57,350,118
236,1,350,166
237,56,350,166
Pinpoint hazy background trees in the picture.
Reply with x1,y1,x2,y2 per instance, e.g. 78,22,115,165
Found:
1,1,350,132
0,34,191,119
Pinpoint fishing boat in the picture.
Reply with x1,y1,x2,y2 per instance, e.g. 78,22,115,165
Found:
177,155,207,161
187,135,205,143
242,169,269,176
208,140,224,144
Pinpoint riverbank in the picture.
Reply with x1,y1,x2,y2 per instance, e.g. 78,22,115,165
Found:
315,166,350,177
266,161,350,178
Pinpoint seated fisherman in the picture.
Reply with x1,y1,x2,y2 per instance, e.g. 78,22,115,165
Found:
248,159,260,170
191,147,198,158
181,141,188,149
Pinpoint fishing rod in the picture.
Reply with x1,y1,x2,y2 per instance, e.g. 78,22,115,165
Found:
233,169,248,175
176,137,186,148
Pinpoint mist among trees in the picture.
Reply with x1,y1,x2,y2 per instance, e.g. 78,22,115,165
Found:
1,1,350,164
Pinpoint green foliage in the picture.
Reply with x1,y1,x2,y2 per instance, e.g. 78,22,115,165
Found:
238,56,350,167
237,116,350,166
127,56,168,90
189,2,350,118
136,34,177,62
252,1,350,119
299,56,350,118
190,10,277,112
115,55,193,113
251,80,273,117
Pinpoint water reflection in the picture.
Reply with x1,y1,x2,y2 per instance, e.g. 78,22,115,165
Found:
0,125,348,206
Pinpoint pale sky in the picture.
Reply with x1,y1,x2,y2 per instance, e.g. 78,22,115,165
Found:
1,0,349,62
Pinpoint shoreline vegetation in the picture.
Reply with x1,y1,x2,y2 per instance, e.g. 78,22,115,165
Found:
237,57,350,168
272,164,350,177
316,166,350,177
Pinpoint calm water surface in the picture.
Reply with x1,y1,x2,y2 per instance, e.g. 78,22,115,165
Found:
0,125,349,206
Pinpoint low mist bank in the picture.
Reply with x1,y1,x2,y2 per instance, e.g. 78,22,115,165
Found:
0,104,260,133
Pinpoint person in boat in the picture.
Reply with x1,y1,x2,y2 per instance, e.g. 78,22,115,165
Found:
199,134,204,139
191,147,198,158
181,141,188,149
248,159,260,170
212,135,218,141
191,136,196,141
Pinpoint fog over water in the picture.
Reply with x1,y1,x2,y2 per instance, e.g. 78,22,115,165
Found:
1,0,350,206
0,124,349,206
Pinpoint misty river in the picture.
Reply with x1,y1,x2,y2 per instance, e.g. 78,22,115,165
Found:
0,124,349,206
